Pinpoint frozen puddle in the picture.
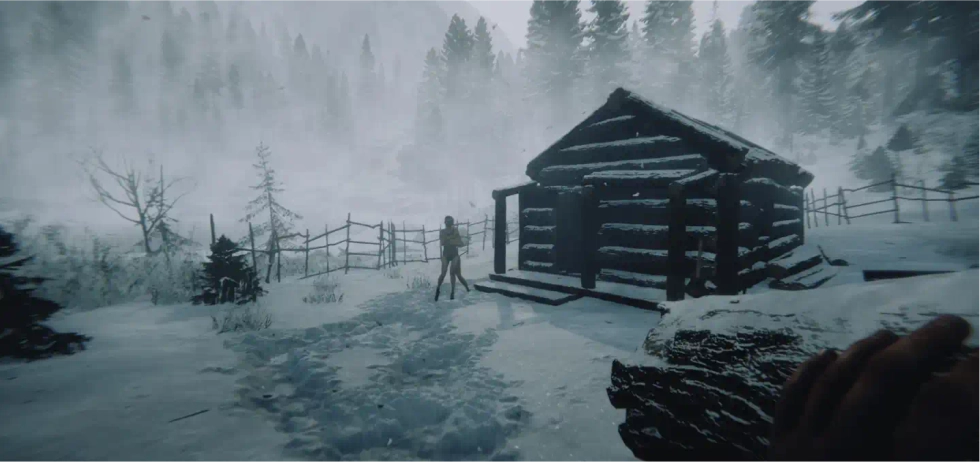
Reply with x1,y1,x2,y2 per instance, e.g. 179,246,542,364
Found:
230,290,529,460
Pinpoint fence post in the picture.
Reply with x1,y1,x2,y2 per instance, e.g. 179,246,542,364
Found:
210,213,216,244
276,237,281,283
919,180,929,222
325,223,330,275
891,173,900,224
822,188,829,226
805,190,811,229
948,191,958,222
402,221,407,264
344,213,351,274
482,214,488,250
465,221,471,256
304,228,310,278
715,174,741,296
839,187,851,224
810,190,819,228
666,182,686,301
422,225,428,262
439,224,444,262
378,221,384,269
248,222,258,271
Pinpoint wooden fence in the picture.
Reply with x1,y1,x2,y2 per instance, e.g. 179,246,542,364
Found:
209,212,519,283
804,176,979,228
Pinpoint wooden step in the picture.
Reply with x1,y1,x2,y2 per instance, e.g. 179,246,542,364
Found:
538,154,707,187
598,269,672,289
770,266,839,291
767,234,802,261
474,280,582,306
767,248,823,280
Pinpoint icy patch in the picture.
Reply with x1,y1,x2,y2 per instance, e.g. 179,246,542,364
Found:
229,290,527,460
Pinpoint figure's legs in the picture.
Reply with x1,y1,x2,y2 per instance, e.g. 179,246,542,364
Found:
452,257,469,292
435,256,450,301
449,259,457,300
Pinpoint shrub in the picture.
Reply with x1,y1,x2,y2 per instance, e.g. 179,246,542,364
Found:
303,275,343,304
0,224,91,360
193,235,265,305
211,304,272,333
406,272,432,290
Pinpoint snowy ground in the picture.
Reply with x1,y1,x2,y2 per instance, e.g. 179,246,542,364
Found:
1,219,977,460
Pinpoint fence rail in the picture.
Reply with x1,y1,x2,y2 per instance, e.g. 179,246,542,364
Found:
804,175,978,228
210,212,519,283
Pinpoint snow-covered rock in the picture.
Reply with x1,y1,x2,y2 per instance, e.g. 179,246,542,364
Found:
608,269,979,460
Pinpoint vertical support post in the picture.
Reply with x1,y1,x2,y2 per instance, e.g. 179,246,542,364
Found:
948,191,958,222
210,213,216,244
402,221,407,263
304,229,310,278
581,185,598,290
325,224,330,275
493,191,506,274
666,183,686,301
482,214,488,250
517,190,525,271
823,188,829,226
377,221,384,269
810,190,819,228
891,173,900,224
920,180,929,222
248,222,258,272
344,213,351,274
422,225,428,262
715,174,741,296
465,221,470,256
839,187,851,224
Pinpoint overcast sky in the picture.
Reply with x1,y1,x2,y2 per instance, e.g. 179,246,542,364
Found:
470,0,863,50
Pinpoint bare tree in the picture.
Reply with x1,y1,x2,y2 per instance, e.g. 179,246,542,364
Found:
80,149,189,256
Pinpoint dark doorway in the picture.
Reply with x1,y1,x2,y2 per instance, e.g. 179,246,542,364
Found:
555,191,584,275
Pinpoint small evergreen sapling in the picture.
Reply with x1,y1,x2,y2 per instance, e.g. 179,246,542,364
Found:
192,235,264,305
0,225,90,360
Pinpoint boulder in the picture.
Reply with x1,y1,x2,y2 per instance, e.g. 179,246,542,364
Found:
607,270,980,460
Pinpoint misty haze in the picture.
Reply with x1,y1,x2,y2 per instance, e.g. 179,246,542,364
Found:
0,1,977,461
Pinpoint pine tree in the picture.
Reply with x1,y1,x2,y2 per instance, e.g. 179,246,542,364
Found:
416,48,444,144
851,146,897,192
192,235,264,305
228,64,243,110
241,143,302,283
886,124,918,152
160,29,184,83
939,153,971,190
799,31,835,134
745,0,815,149
524,0,584,126
441,14,474,101
110,49,135,115
358,34,376,103
640,0,695,102
0,225,90,359
473,17,495,81
697,19,734,126
586,0,630,104
293,33,309,60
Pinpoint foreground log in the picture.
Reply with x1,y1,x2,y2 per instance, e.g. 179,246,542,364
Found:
607,270,980,460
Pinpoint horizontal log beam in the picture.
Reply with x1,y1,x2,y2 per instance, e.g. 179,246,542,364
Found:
538,155,708,187
598,199,760,226
492,181,537,200
584,169,699,189
522,208,555,226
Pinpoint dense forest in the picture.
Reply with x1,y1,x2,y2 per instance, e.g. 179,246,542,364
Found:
0,1,976,224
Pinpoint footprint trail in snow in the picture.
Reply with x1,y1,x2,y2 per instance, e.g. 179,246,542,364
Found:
230,289,530,460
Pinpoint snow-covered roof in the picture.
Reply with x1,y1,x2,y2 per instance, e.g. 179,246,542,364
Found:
525,88,814,188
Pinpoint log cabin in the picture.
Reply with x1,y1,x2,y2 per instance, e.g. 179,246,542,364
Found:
489,88,814,300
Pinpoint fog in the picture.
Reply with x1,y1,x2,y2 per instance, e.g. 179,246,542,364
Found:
0,1,975,248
